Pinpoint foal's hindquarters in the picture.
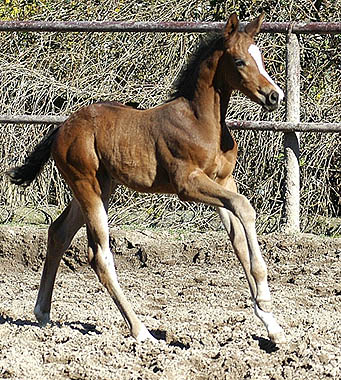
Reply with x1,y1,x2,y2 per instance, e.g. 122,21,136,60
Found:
33,119,156,342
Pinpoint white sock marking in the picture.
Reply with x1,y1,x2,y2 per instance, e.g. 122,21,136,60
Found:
254,302,284,335
136,324,157,343
248,44,284,102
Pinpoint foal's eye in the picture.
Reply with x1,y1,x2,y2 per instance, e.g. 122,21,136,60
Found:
235,59,246,68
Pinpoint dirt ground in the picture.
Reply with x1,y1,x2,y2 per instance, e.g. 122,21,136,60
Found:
0,225,340,380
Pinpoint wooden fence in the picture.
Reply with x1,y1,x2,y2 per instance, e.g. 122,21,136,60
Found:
1,20,340,233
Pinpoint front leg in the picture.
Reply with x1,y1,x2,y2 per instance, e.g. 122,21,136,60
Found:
175,169,286,343
218,207,286,344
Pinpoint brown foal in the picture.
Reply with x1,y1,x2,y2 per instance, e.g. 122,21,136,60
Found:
8,13,286,344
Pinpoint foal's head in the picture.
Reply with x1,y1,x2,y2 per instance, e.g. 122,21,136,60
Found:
220,13,284,111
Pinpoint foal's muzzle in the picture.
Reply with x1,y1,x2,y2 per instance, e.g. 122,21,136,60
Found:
261,89,283,111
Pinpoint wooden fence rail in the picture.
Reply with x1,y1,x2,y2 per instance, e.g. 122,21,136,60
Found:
1,115,340,133
0,20,341,34
1,20,340,233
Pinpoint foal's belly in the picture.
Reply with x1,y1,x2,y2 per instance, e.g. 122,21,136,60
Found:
104,148,175,194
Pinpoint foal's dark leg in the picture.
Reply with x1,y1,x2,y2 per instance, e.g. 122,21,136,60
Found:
34,199,84,325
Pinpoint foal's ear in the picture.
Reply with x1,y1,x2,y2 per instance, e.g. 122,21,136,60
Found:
224,13,239,39
245,13,265,37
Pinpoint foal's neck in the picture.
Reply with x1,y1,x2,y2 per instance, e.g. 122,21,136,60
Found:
190,49,231,129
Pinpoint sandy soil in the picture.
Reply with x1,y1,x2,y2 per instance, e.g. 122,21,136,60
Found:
0,225,340,380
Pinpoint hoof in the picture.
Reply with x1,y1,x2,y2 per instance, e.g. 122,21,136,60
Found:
269,330,287,344
34,305,50,327
135,325,157,343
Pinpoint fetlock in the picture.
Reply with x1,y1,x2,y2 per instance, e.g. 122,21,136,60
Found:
256,299,273,313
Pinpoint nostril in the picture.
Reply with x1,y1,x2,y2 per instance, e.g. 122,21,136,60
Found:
268,90,279,105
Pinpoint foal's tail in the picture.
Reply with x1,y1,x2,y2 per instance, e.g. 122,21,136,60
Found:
7,127,60,187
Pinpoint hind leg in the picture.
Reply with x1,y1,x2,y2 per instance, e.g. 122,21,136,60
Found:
73,174,155,342
34,199,84,325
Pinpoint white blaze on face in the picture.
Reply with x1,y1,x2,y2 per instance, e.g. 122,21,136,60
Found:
248,44,284,102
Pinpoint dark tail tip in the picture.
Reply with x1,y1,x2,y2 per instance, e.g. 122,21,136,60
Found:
6,166,35,187
6,126,60,187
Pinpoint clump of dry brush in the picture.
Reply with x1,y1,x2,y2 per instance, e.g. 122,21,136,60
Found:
0,0,340,235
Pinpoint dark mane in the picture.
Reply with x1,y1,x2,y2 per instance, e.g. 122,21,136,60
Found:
170,33,224,100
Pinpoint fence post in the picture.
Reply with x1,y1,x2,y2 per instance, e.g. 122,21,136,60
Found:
281,30,300,233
